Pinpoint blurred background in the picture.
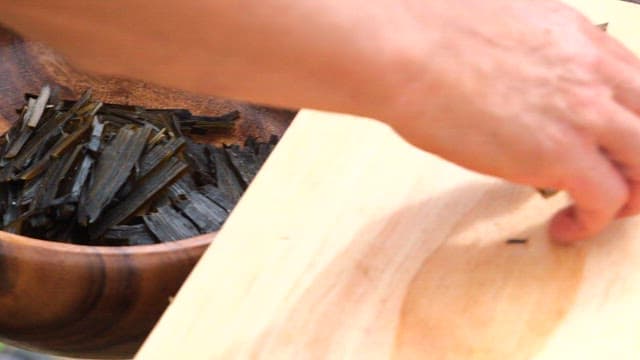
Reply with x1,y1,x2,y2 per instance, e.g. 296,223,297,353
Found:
0,343,66,360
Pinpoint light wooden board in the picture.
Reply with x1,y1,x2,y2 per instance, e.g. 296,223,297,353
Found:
136,1,640,359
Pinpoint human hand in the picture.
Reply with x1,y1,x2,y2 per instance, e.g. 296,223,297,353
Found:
2,0,639,243
382,0,640,243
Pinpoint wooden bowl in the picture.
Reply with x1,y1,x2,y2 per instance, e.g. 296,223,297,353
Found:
0,26,294,358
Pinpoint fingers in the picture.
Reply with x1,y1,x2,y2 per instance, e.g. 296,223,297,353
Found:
583,22,640,114
551,99,640,243
595,102,640,217
599,59,640,115
618,176,640,217
597,103,640,217
549,140,628,244
597,57,640,217
593,29,640,72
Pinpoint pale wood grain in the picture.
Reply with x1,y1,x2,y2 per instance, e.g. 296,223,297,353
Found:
136,1,640,359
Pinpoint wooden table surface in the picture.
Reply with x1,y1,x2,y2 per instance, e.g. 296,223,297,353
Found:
136,1,640,359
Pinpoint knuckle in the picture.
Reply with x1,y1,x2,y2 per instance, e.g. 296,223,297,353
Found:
564,89,612,134
563,164,628,205
522,129,569,175
567,89,600,109
578,49,604,72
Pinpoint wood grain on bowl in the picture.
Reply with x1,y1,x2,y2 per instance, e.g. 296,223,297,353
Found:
0,24,292,358
0,231,210,358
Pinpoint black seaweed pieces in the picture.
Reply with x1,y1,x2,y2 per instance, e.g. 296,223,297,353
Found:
506,238,528,245
0,86,279,245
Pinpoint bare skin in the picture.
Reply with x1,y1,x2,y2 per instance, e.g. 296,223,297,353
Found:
1,0,640,243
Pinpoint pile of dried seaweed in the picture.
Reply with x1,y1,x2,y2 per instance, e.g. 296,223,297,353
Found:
0,86,278,245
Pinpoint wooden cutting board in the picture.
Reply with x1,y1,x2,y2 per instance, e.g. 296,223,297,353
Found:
136,1,640,359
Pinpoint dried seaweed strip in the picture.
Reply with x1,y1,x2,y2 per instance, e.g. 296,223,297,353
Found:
180,110,239,134
90,157,188,239
137,137,185,179
148,128,167,146
145,191,173,211
69,155,94,200
190,110,239,125
0,189,9,215
0,163,14,183
174,191,227,232
19,177,43,207
80,125,152,224
148,108,192,120
95,102,144,114
113,169,138,202
28,156,67,211
184,139,215,185
48,85,62,110
225,145,260,187
31,144,83,210
171,113,184,137
50,118,92,158
26,85,51,128
4,127,34,159
35,88,93,135
166,174,198,199
104,224,157,245
506,238,528,245
100,107,151,128
11,113,67,173
0,183,6,215
100,114,135,128
211,147,244,203
243,136,257,148
24,89,86,110
99,104,144,117
143,205,199,242
268,135,279,145
256,135,279,164
4,217,25,234
22,98,36,128
2,183,21,227
77,101,103,118
17,132,72,181
87,117,104,153
55,203,76,221
199,184,234,213
143,111,179,136
54,146,91,202
31,131,61,164
1,124,19,150
2,103,93,180
61,89,93,119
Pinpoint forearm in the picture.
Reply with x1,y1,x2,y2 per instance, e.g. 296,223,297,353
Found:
0,0,434,120
8,0,639,243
